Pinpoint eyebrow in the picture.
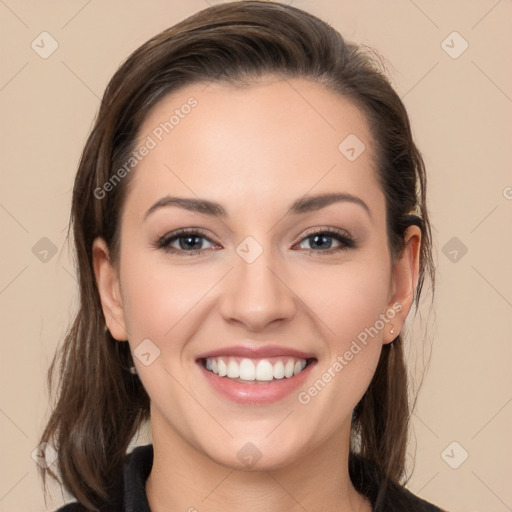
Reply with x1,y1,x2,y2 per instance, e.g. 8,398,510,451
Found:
143,192,371,220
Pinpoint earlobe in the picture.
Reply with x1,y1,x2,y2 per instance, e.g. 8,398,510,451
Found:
92,237,129,341
383,225,422,344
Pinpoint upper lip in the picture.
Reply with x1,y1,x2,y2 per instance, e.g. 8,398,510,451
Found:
196,344,317,361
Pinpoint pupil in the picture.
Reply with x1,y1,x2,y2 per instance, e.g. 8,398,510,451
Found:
312,234,331,249
180,235,202,250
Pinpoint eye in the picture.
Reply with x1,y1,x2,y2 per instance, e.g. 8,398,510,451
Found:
155,228,218,256
295,228,356,254
155,227,357,256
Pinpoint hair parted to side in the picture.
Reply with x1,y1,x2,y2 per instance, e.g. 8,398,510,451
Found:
38,1,435,510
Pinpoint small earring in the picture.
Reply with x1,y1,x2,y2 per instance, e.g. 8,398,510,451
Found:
390,327,395,335
129,365,137,375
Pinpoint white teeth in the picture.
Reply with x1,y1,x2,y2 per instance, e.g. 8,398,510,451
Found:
218,358,227,377
273,360,285,379
294,360,306,375
284,359,295,378
227,360,239,378
256,360,274,381
239,358,255,380
203,356,309,382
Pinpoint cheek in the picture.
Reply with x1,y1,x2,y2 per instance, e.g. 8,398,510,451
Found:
299,260,391,413
119,250,205,341
306,257,391,341
301,253,391,389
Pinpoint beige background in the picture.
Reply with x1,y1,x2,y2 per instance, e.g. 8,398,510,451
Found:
1,1,511,511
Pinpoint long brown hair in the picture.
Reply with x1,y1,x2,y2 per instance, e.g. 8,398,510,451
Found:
38,1,435,510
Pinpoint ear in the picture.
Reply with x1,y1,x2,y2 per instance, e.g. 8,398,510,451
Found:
382,225,422,344
92,237,129,341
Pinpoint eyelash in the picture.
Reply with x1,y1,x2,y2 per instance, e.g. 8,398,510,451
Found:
154,227,357,256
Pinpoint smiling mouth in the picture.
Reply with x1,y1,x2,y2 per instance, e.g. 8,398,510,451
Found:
199,356,317,383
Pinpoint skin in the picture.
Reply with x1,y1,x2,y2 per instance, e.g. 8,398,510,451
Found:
93,76,421,512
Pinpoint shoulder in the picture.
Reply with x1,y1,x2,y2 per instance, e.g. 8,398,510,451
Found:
399,485,447,511
53,504,88,512
349,452,447,511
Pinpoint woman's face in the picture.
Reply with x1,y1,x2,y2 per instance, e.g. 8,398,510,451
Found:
94,76,420,470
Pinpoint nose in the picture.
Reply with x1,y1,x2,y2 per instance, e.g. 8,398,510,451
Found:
218,245,297,332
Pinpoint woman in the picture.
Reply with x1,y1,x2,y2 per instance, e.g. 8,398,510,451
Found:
38,1,445,510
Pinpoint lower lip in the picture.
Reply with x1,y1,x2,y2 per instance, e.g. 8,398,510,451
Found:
197,360,316,405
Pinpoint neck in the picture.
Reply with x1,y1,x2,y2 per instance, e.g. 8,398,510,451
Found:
145,407,370,512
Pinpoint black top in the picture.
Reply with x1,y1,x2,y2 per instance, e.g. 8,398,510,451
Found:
55,444,446,511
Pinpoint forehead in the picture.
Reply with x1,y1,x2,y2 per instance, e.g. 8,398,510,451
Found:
125,76,383,220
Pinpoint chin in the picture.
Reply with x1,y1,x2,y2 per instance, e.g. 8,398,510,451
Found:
203,437,307,472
